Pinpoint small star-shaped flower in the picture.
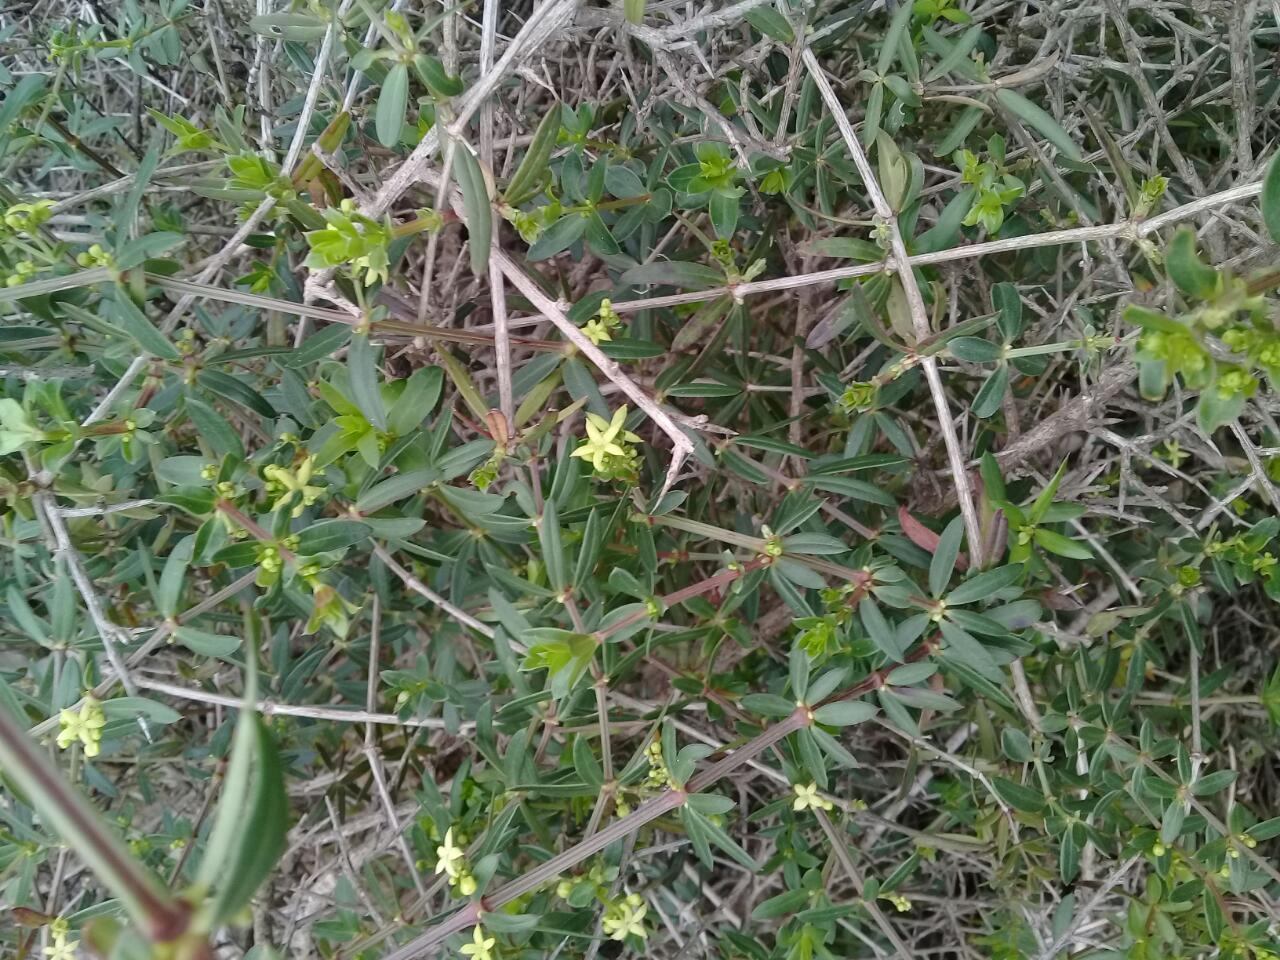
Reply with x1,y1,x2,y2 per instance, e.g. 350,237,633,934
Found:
56,697,106,757
792,782,833,812
459,925,496,960
435,827,464,879
43,934,79,960
602,900,648,941
571,406,640,472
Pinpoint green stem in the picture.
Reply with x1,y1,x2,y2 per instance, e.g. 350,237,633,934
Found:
0,706,190,940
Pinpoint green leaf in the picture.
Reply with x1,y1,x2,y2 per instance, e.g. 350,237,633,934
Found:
282,323,352,367
684,806,759,871
937,620,1000,681
752,888,811,921
1059,825,1080,883
452,140,493,276
347,333,387,431
109,288,179,360
375,63,408,148
991,775,1045,813
924,24,983,82
174,627,240,659
789,644,810,699
115,148,159,241
1248,817,1280,842
860,597,905,661
782,533,848,556
354,468,433,513
1196,387,1244,434
249,12,328,39
198,369,276,419
1191,769,1236,796
295,520,370,555
1123,304,1185,334
623,0,646,25
1033,528,1092,560
540,499,567,592
387,365,443,436
572,736,603,788
929,516,964,597
158,488,217,517
413,54,462,98
945,564,1023,605
208,712,288,921
101,697,183,726
1262,151,1280,245
1160,801,1186,844
877,0,915,75
1028,460,1069,525
993,282,1022,341
1001,727,1033,762
621,260,725,289
528,214,586,260
1165,228,1219,299
812,700,877,727
504,105,561,205
184,396,244,460
708,191,739,238
995,89,1084,162
971,363,1009,419
744,6,793,41
948,336,1002,363
0,74,46,141
811,726,860,767
741,693,797,718
685,793,736,816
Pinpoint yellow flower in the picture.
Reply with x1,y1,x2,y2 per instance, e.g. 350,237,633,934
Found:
57,696,106,757
459,925,495,960
435,827,465,879
602,897,648,941
582,318,613,344
582,298,621,344
883,893,912,913
43,936,78,960
263,456,324,518
792,782,832,812
571,406,640,473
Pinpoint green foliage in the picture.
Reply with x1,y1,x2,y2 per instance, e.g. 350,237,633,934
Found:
1,2,1280,960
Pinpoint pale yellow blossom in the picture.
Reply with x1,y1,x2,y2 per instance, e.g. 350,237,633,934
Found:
792,782,833,812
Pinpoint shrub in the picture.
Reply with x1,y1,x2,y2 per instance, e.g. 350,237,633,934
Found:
1,1,1280,958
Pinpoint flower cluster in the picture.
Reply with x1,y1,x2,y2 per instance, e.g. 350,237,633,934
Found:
43,916,78,960
837,380,877,414
435,827,479,897
582,298,622,345
881,893,912,912
571,406,641,481
2,258,37,287
955,138,1025,234
57,696,106,757
643,737,673,790
75,243,114,268
304,198,393,285
3,200,54,233
263,456,324,517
